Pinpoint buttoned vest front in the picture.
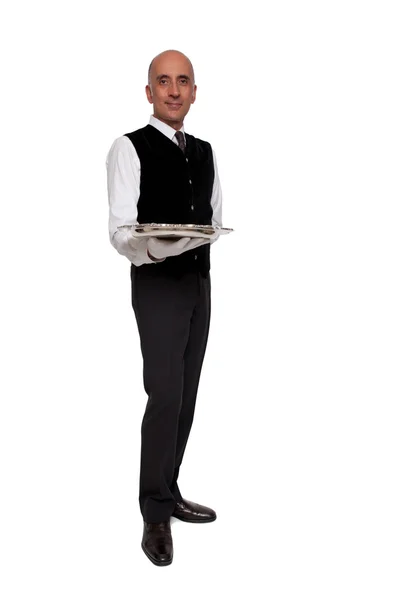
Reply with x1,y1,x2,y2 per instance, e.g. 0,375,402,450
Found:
124,124,214,278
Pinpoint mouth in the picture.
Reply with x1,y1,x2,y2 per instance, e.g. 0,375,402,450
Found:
166,103,182,109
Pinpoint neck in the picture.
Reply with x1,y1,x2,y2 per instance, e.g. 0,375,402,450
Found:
153,114,183,131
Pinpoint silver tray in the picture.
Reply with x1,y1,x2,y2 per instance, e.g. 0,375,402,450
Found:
119,223,233,240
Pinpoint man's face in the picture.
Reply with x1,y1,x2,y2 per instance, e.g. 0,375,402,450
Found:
146,54,196,129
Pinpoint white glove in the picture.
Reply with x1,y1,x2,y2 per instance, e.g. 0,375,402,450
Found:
128,231,146,251
146,236,210,261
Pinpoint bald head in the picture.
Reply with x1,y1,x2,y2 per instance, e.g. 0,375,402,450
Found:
145,49,197,130
148,49,195,88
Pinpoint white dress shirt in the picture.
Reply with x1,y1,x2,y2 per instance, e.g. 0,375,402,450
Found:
106,114,223,267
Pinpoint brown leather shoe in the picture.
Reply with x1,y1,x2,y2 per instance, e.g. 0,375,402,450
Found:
172,498,217,523
141,520,173,566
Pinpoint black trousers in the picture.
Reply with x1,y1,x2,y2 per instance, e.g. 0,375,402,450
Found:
130,264,211,523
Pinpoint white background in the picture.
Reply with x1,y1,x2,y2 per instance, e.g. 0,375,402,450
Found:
1,0,412,598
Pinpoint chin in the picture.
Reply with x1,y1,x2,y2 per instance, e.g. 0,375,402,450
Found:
165,112,181,121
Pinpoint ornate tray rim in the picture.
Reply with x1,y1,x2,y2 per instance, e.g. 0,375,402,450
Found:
118,223,233,238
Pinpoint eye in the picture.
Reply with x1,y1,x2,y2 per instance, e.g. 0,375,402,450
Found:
159,78,188,85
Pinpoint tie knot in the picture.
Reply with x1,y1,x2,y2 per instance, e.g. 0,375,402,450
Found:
175,130,186,153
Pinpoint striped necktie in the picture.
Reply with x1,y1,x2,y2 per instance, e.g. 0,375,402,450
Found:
175,130,186,153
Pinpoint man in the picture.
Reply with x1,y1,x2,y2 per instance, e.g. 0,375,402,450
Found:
106,49,223,567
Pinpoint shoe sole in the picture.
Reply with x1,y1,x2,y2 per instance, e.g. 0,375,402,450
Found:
172,514,217,523
141,542,173,566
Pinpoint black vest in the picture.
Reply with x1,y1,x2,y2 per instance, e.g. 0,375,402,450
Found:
124,124,214,278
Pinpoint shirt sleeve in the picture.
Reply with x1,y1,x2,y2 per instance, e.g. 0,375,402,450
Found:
210,147,223,244
106,136,158,266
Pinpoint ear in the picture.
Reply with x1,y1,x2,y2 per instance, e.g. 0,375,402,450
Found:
191,84,197,104
145,84,153,104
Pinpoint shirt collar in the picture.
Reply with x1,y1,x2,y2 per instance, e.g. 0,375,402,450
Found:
149,114,185,141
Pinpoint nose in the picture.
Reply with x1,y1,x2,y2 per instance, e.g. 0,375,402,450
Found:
169,81,180,97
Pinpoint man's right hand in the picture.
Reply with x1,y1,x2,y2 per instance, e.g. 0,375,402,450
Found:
146,236,210,261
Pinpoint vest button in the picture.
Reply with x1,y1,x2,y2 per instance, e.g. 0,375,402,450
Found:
189,179,192,184
194,255,198,260
186,158,189,162
191,205,194,210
